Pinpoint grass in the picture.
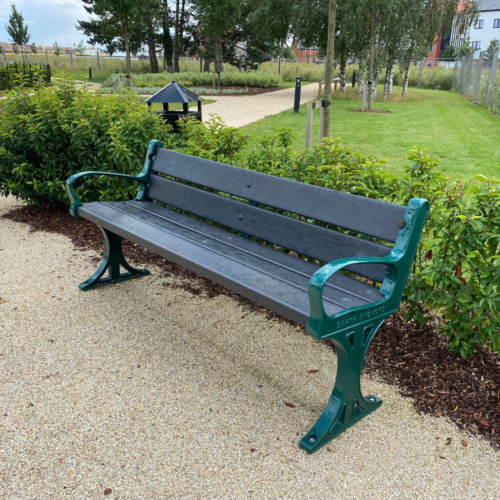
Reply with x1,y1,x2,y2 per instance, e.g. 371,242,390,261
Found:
53,69,113,83
241,86,500,180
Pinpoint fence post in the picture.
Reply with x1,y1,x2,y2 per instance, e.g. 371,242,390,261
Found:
199,57,202,73
485,49,499,108
45,49,49,65
452,60,459,89
465,52,474,95
97,50,100,71
417,60,424,86
473,52,483,103
70,51,73,69
319,105,325,143
305,102,313,150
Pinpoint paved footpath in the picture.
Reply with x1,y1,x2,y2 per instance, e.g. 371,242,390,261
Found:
1,194,499,499
202,84,319,127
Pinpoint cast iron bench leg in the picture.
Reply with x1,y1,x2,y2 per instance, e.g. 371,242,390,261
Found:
300,317,387,453
79,227,150,291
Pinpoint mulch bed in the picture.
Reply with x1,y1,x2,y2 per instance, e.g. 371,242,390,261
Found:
141,85,285,96
349,109,392,114
4,204,500,450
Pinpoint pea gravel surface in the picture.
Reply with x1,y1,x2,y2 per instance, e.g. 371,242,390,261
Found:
0,196,498,499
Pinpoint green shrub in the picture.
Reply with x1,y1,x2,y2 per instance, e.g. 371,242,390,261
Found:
110,71,280,89
0,80,175,206
246,132,500,356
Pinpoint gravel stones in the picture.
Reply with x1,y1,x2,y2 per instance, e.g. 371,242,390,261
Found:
1,196,499,499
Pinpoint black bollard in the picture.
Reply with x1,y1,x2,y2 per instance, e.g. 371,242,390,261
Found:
352,70,356,88
294,77,302,113
89,67,92,80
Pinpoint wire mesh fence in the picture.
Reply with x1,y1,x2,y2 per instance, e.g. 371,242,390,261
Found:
452,49,500,113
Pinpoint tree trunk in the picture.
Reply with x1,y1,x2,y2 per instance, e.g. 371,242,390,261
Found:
147,21,159,74
203,58,212,72
173,0,180,73
178,0,186,64
383,62,392,100
402,65,410,98
163,0,174,72
358,60,364,95
388,65,394,95
320,0,338,139
124,27,131,77
372,74,377,101
339,56,346,93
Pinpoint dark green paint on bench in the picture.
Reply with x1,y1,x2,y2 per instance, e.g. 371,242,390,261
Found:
66,140,429,454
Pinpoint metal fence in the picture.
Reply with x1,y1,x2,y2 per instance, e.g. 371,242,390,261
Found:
452,49,500,113
0,62,51,91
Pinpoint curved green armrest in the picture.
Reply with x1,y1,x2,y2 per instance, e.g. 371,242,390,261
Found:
65,139,163,217
307,197,429,338
308,252,402,323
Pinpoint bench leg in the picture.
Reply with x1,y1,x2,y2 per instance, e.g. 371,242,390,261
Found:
300,318,386,453
79,227,150,291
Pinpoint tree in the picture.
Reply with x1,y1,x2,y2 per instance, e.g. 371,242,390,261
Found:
483,38,499,64
53,41,61,56
30,43,37,54
78,0,142,76
75,40,86,55
193,0,242,76
162,0,174,71
5,3,30,53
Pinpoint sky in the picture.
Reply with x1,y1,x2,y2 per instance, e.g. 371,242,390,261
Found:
0,0,92,48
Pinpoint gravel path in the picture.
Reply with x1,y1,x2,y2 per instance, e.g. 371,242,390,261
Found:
0,195,499,499
201,84,319,128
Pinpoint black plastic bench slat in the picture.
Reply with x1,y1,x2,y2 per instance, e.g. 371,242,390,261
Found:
150,148,406,242
77,201,384,323
124,201,382,308
126,201,382,303
146,175,391,283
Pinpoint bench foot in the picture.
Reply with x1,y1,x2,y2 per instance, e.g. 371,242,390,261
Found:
300,319,385,453
79,228,150,291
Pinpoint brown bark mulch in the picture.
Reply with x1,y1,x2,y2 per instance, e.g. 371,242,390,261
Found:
4,204,500,450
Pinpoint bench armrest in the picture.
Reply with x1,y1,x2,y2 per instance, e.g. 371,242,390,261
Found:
307,197,429,338
66,171,147,216
65,139,163,217
308,252,401,322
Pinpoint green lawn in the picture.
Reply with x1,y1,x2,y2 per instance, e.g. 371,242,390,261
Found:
241,86,500,179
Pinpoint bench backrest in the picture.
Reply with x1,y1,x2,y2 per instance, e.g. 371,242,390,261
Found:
145,148,408,283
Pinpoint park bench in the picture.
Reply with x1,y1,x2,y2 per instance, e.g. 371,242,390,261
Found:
66,140,429,454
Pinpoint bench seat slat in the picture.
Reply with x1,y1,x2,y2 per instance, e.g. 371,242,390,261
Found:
123,201,382,305
146,175,391,283
77,201,384,325
150,148,406,242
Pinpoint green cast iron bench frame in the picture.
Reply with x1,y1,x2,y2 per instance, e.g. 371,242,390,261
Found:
66,140,429,454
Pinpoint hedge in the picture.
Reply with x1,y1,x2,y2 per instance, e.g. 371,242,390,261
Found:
103,71,280,89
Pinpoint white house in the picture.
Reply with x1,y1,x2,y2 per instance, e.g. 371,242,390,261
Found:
451,0,500,54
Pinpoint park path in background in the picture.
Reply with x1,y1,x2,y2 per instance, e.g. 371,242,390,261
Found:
202,83,319,127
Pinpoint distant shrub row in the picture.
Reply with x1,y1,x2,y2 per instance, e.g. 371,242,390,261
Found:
103,71,280,89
